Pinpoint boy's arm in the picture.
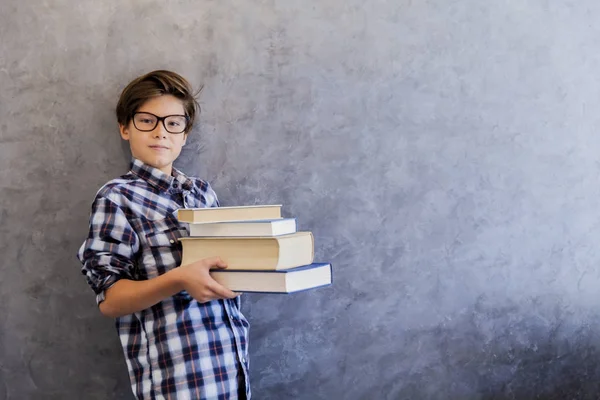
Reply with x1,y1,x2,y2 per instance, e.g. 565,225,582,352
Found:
78,196,237,318
100,257,237,318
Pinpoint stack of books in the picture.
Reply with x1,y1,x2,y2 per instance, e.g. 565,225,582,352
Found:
176,205,332,294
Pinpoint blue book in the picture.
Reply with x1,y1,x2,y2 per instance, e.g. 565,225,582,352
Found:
210,263,332,294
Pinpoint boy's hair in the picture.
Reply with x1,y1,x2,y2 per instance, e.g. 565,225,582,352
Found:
116,70,201,134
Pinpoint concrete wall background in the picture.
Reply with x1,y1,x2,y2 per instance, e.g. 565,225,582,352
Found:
2,1,600,398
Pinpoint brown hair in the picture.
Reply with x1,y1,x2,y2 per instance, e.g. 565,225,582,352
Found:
116,70,201,134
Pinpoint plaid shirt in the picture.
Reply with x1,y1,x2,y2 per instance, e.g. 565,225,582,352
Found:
77,158,250,400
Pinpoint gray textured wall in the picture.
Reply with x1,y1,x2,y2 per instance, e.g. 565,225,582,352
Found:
2,0,600,399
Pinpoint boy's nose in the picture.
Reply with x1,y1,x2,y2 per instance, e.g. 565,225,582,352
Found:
153,123,168,138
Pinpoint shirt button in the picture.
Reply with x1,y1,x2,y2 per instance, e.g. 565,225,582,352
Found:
173,183,179,188
242,358,247,363
169,239,175,244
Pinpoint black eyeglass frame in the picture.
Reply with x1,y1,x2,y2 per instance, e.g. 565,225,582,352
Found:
132,112,190,134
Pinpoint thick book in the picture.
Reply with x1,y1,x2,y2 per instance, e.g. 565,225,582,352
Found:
211,263,332,293
189,218,297,237
179,232,314,270
177,205,282,224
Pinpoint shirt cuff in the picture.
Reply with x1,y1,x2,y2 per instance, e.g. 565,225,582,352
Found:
95,278,120,306
96,291,106,306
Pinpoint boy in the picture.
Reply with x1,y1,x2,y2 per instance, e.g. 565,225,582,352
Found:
77,70,250,399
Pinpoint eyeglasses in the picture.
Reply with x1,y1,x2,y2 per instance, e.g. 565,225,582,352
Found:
132,112,189,134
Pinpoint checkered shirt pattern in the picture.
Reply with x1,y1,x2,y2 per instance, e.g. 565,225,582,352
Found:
77,158,250,400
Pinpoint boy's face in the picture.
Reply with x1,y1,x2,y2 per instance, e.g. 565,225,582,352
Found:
119,94,188,175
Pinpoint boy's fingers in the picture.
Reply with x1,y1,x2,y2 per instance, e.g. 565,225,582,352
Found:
206,280,237,299
205,257,228,269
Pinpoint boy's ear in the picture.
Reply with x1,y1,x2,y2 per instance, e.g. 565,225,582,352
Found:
182,133,188,146
119,123,130,141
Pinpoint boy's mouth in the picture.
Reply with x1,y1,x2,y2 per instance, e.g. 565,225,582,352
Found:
149,145,169,150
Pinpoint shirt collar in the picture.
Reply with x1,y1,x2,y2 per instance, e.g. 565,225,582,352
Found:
129,158,194,192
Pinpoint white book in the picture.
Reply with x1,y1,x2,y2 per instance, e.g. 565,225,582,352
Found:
179,232,314,270
189,218,297,237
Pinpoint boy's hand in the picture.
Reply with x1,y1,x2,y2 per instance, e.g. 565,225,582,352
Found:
175,257,238,303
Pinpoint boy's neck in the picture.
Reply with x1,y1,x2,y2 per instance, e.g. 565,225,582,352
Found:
132,158,174,177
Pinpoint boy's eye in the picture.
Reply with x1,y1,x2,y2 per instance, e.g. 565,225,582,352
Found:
135,113,156,125
166,117,187,129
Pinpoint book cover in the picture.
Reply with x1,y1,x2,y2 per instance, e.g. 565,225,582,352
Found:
177,204,282,224
211,263,332,293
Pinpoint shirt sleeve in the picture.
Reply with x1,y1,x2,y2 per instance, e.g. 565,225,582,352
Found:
204,181,220,207
77,196,140,305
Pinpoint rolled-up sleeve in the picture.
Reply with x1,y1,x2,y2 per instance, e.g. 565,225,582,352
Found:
77,196,140,305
